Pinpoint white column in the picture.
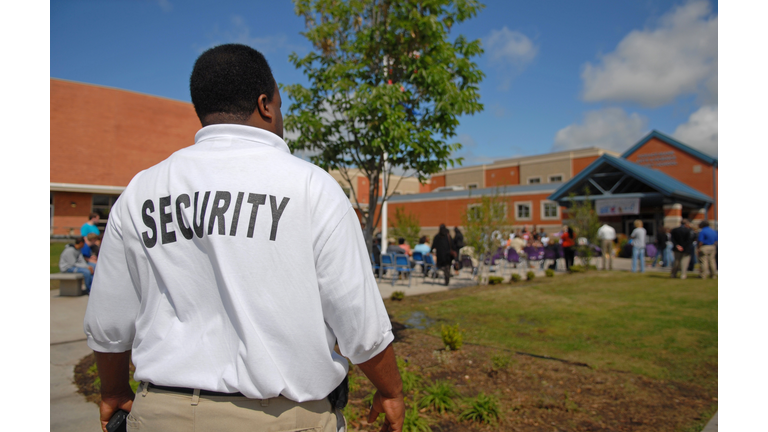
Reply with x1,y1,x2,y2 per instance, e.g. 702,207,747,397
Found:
381,152,389,253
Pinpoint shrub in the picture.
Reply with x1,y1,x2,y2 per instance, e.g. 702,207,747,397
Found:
545,268,555,277
570,265,585,273
459,393,500,424
419,380,457,413
441,324,463,351
490,353,511,370
509,273,522,283
403,405,432,432
391,291,405,301
526,271,536,281
488,276,504,285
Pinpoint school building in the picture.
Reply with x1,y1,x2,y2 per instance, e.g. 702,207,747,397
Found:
50,78,717,241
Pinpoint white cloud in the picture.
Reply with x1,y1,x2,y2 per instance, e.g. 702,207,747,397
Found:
553,108,648,152
452,134,495,166
581,0,717,107
156,0,172,12
197,16,307,55
484,27,538,91
673,105,718,157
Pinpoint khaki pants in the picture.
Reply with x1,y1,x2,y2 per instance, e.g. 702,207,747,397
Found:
671,251,691,279
601,239,613,270
699,245,717,278
127,382,340,432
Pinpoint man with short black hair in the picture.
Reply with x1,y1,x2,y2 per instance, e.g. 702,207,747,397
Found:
85,44,404,432
59,236,94,294
670,219,694,279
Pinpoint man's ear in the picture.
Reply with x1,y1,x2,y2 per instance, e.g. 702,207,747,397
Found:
257,94,273,120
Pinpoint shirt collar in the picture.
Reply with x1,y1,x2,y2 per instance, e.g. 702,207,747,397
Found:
194,124,291,154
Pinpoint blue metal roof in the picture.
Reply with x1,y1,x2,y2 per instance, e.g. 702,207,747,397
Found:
384,182,559,203
622,130,717,167
548,154,713,204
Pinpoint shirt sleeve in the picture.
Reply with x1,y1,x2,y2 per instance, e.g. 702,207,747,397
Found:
83,203,142,353
315,207,393,365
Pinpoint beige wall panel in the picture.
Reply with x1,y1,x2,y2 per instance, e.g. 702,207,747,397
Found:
446,169,484,188
520,160,572,184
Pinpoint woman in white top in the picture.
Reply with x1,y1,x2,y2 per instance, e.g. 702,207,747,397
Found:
630,219,647,273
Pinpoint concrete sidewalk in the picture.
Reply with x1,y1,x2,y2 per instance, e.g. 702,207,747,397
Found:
50,290,101,432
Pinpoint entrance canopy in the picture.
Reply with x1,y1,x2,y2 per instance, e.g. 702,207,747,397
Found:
548,154,713,209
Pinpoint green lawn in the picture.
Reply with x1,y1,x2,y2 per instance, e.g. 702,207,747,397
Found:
51,241,67,274
385,271,717,389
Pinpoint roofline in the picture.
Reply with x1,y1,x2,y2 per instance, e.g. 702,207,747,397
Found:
434,147,619,176
50,183,126,194
51,77,193,106
382,184,558,204
621,130,717,167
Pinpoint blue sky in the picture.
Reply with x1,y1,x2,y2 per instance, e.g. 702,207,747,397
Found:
51,0,718,166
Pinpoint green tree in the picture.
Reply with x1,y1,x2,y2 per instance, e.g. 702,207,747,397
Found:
284,0,485,252
388,207,421,247
566,190,600,268
460,189,509,284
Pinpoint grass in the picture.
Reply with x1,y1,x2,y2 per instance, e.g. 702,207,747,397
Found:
386,271,717,388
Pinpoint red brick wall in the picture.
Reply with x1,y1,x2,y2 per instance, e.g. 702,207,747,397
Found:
572,156,599,176
623,137,716,218
50,79,201,187
52,192,92,235
429,174,446,190
485,166,520,188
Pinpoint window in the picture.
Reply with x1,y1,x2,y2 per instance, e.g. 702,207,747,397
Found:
341,187,351,198
466,202,508,222
467,183,479,189
92,194,120,232
527,177,541,184
549,175,563,183
515,201,532,220
541,201,559,220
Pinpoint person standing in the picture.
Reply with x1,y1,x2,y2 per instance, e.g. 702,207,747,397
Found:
670,219,694,279
561,225,575,271
59,236,95,294
80,212,101,237
84,44,404,432
651,225,668,267
630,220,647,273
697,221,718,279
432,224,455,286
597,223,616,270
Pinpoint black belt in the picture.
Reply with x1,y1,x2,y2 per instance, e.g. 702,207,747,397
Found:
148,383,247,398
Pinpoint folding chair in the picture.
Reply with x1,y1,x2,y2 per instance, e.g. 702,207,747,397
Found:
370,252,380,276
423,254,439,284
379,253,396,281
393,254,413,287
411,251,425,276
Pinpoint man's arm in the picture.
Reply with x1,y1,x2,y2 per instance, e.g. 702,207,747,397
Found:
356,343,405,432
94,351,135,432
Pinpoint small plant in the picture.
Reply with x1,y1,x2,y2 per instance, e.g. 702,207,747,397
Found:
488,276,504,285
397,357,423,393
403,405,432,432
391,291,405,301
490,353,511,370
545,268,555,277
419,380,457,413
526,271,536,281
509,273,522,283
342,404,361,425
459,393,500,424
441,324,463,351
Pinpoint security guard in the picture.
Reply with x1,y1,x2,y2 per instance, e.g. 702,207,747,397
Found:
84,44,404,432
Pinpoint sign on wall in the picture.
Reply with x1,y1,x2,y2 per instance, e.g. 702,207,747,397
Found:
636,151,677,168
595,198,640,216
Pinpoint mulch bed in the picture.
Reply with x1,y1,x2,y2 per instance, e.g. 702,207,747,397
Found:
74,323,716,432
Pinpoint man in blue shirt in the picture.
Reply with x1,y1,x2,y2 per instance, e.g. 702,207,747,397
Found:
80,212,101,237
698,221,718,279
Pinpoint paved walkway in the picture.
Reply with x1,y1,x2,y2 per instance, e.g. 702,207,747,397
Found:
50,256,715,431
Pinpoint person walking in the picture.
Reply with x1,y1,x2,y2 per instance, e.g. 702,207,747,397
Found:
561,225,575,271
670,219,694,279
651,225,668,267
83,44,404,432
630,220,647,273
432,224,455,286
697,221,718,279
597,223,616,270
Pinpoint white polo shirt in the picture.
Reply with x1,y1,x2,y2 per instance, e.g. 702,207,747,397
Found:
83,124,393,402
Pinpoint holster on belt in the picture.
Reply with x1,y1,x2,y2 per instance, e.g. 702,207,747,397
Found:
327,375,349,409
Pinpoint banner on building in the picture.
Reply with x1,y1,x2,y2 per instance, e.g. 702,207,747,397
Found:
595,198,640,216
